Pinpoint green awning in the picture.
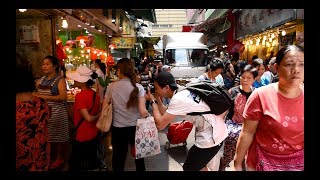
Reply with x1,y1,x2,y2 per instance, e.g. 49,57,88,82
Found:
138,37,161,45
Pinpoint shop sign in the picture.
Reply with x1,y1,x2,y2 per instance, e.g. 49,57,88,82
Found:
110,37,134,49
19,25,40,43
235,9,296,39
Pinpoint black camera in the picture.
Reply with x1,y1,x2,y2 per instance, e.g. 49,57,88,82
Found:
148,83,155,93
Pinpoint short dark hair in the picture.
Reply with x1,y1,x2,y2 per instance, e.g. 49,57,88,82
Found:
208,58,224,71
276,45,304,65
16,66,35,93
240,64,258,79
155,72,178,91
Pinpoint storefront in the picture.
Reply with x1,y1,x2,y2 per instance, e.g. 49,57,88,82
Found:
234,9,304,62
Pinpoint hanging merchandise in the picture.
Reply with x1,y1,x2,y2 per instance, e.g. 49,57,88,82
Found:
56,38,67,62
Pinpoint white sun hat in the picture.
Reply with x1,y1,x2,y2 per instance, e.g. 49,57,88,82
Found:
67,65,93,83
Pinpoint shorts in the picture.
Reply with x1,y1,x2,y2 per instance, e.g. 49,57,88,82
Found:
183,143,222,171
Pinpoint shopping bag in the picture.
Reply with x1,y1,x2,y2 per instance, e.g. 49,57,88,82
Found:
133,116,161,159
96,93,112,132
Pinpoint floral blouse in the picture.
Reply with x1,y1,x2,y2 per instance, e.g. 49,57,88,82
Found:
16,96,51,171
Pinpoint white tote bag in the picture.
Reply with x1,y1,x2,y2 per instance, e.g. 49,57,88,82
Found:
133,116,161,159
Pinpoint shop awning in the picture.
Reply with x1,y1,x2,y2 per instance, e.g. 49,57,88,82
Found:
138,37,161,45
193,14,230,33
125,9,157,23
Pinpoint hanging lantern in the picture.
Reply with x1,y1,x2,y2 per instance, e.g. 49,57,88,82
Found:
78,42,86,48
84,47,91,53
109,44,117,50
76,34,89,42
63,45,71,52
90,51,98,60
56,42,67,61
85,35,95,47
66,40,76,48
106,55,115,66
100,52,107,61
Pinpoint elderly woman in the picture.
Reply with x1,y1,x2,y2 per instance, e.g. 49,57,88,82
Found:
233,45,304,171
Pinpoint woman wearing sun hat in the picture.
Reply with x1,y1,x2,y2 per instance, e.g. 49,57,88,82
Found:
67,65,102,171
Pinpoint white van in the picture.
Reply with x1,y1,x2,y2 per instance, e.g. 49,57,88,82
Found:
163,32,209,82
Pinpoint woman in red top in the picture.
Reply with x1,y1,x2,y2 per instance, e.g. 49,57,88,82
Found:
67,66,101,171
233,45,304,171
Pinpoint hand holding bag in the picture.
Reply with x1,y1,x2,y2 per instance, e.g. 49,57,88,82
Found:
96,84,113,132
133,116,161,159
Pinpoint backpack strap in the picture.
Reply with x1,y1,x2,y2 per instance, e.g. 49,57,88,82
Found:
186,111,212,116
74,92,96,135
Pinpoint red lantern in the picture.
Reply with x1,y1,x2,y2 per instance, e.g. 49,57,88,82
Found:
108,44,117,49
106,55,115,66
76,35,89,42
100,52,107,61
90,52,97,60
56,43,67,61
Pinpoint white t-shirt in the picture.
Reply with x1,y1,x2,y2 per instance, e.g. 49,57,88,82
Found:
166,89,228,148
197,74,225,86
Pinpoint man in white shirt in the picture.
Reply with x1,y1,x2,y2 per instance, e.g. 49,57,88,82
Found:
145,72,228,171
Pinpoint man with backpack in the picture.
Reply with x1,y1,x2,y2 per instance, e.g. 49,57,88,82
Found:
145,71,231,171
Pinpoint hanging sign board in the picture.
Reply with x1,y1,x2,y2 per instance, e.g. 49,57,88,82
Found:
110,37,134,49
19,25,40,43
235,9,296,39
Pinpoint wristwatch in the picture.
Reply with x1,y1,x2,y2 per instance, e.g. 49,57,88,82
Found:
150,100,158,106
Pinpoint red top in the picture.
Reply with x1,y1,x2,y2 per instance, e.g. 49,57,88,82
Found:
73,89,100,142
243,84,304,169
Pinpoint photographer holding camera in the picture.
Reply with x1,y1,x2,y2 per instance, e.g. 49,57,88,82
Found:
145,71,228,171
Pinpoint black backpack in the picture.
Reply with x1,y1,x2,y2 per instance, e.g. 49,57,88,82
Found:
185,81,233,116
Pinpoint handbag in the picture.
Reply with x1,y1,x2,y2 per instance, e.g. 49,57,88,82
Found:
255,145,304,171
96,84,113,132
133,116,161,159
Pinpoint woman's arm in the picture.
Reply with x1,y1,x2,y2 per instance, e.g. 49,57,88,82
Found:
79,108,101,122
138,96,149,118
233,119,259,171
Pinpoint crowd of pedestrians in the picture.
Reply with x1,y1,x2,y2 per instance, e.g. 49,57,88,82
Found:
16,45,304,172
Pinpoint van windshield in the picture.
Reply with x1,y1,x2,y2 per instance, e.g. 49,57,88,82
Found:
165,49,209,67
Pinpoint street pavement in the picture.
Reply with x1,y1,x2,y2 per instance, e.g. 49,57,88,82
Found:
104,116,234,171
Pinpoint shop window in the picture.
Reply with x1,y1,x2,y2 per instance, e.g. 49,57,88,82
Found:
279,31,296,47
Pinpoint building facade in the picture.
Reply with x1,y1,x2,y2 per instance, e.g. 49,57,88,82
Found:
152,9,187,37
